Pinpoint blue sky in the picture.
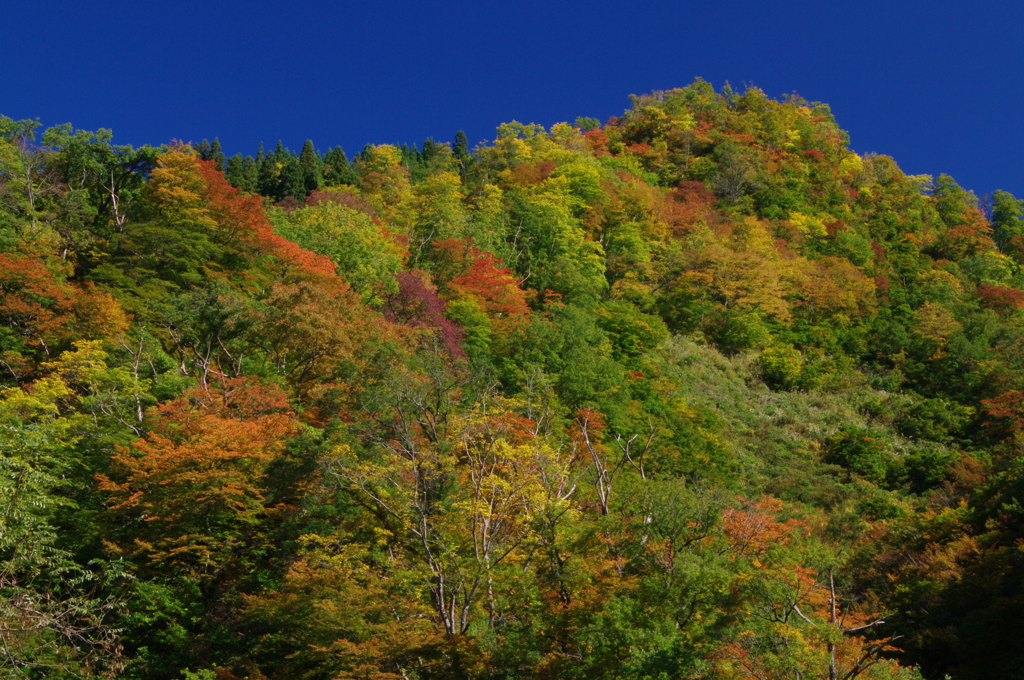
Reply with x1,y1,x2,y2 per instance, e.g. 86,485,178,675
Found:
4,0,1022,198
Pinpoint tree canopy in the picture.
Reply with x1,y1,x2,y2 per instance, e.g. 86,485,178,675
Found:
1,83,1021,679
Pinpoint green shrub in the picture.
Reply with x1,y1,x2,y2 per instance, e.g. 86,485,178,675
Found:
824,426,892,485
895,398,972,443
759,344,805,390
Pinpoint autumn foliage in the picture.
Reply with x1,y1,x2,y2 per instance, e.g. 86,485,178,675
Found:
6,81,1024,680
99,378,301,577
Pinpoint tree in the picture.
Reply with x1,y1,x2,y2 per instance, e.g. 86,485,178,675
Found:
0,116,56,244
383,271,464,359
502,175,608,304
411,171,468,257
224,154,258,193
928,174,994,260
196,138,226,171
714,498,912,680
326,393,576,654
272,200,406,303
453,131,470,177
248,278,384,405
0,363,125,677
241,537,443,680
277,155,306,203
224,153,245,189
358,144,416,229
323,146,357,186
98,378,301,580
298,139,323,195
0,253,128,383
257,145,280,196
437,239,530,325
41,123,157,241
990,189,1024,261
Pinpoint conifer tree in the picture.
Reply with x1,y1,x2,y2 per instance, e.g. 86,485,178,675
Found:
225,153,245,188
240,154,258,193
421,137,439,164
277,155,305,202
323,146,357,186
454,129,470,176
257,145,280,197
225,154,258,193
298,139,323,195
195,138,212,160
453,130,468,159
209,137,226,171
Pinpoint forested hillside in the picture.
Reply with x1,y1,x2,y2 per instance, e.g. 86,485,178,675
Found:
3,80,1024,680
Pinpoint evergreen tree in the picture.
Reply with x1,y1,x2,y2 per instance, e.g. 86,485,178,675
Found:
195,138,212,160
401,142,425,181
240,155,258,193
225,153,245,188
421,137,439,164
453,130,468,158
277,155,305,202
225,154,258,193
257,147,280,197
298,139,323,195
323,146,356,186
454,129,470,176
209,138,226,171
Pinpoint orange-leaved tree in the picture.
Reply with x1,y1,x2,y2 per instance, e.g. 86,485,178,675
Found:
98,377,301,581
127,146,335,294
715,497,912,680
0,253,128,382
192,152,336,280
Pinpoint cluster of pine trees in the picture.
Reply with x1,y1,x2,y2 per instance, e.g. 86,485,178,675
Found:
2,80,1024,680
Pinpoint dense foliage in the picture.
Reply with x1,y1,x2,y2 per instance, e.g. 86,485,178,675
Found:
3,81,1024,679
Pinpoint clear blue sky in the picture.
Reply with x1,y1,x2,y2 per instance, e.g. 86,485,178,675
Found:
3,0,1022,198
